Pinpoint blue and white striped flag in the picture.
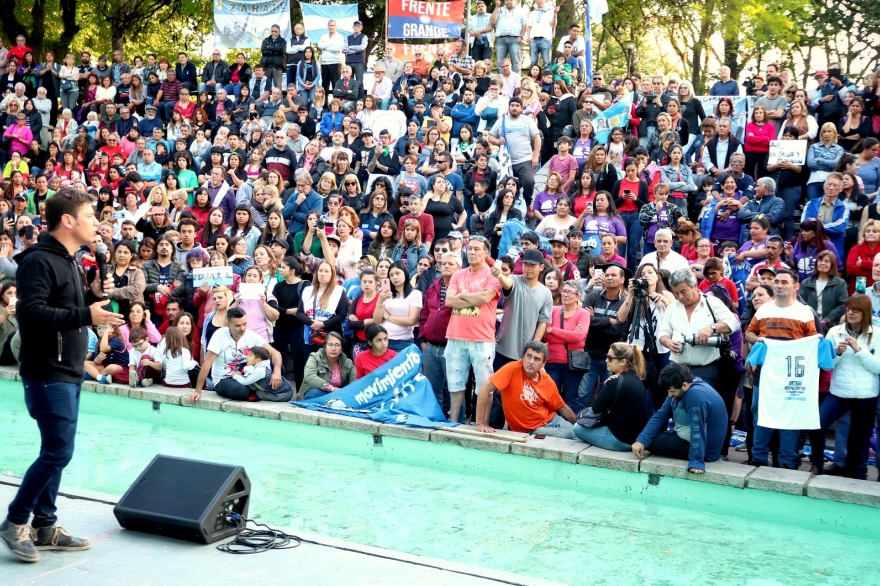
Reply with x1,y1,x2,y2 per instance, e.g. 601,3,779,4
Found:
300,2,360,39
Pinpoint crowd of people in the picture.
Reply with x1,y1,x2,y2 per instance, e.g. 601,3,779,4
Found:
1,9,880,482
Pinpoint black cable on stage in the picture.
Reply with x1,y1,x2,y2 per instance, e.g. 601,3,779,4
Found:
216,513,303,554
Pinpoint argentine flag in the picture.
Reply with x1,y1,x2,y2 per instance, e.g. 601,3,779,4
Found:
301,2,360,39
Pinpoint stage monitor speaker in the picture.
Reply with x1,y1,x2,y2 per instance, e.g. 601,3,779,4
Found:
113,455,250,544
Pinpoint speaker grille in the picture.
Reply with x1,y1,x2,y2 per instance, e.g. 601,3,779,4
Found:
121,458,235,521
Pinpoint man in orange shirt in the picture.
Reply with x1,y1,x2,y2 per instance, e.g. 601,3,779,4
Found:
475,341,576,437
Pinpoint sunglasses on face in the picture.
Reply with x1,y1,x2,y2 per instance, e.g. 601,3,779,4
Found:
435,247,449,253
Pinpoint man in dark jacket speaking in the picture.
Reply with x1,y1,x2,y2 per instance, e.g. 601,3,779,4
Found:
0,188,123,563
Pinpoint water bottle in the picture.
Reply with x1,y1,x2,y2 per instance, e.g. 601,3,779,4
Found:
856,276,867,294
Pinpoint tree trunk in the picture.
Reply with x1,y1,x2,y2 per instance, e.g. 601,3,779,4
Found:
55,0,81,56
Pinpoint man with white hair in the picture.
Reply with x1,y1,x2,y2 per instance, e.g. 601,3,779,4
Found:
701,118,744,178
638,228,690,273
738,177,785,234
710,66,740,96
32,87,52,147
659,268,740,390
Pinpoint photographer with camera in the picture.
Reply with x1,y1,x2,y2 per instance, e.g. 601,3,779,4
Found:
658,268,740,391
616,263,676,410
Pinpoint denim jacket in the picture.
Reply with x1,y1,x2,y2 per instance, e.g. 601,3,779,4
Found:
806,142,844,182
391,242,428,274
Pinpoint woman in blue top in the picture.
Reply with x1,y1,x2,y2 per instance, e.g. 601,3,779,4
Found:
319,99,345,137
358,189,394,255
391,218,428,275
805,123,844,201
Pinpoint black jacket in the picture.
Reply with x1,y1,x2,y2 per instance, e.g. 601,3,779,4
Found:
17,234,102,383
201,60,231,86
261,36,287,70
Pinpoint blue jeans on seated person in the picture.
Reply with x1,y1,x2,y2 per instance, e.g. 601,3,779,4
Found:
573,424,632,451
303,388,327,400
7,378,80,528
533,414,575,439
751,384,800,469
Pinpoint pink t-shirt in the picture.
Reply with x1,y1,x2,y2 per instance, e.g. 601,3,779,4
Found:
446,265,502,343
548,154,579,184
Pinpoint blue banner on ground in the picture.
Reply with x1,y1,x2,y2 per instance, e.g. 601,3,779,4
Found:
291,346,458,428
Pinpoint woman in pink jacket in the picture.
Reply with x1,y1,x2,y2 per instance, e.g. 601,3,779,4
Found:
542,279,590,407
744,106,777,179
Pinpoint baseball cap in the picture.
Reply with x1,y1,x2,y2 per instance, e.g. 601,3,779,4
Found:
145,104,157,111
14,194,26,201
326,234,341,245
359,255,378,269
354,20,363,25
269,237,289,251
549,235,570,247
362,129,373,136
521,249,545,265
757,266,777,277
447,230,463,240
813,70,829,77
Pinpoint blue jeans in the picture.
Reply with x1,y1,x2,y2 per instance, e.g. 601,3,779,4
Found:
495,37,522,71
577,355,609,407
223,83,242,100
639,126,659,151
534,414,576,439
777,185,802,242
299,86,317,103
619,211,642,270
572,424,632,451
751,384,801,469
544,362,585,406
388,338,414,352
807,394,876,478
303,388,326,400
422,343,448,410
8,378,80,528
529,38,552,67
806,182,825,201
834,411,850,468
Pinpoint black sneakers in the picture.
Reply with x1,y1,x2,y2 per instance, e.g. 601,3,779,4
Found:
0,519,39,562
32,525,92,551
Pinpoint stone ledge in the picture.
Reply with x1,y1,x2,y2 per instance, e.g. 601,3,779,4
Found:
806,474,880,507
279,406,322,425
376,423,433,441
745,466,812,495
318,412,381,434
638,455,755,488
9,371,880,508
96,383,131,398
577,446,642,472
140,387,191,406
510,436,588,464
429,429,512,453
221,400,286,419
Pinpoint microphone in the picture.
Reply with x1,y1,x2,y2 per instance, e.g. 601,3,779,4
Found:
96,242,109,300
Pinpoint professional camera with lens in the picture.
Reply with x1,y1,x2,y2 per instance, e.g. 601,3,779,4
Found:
630,277,650,296
315,219,326,229
682,333,730,348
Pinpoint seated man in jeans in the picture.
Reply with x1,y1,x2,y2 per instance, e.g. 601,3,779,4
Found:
186,307,284,402
632,363,728,473
475,341,577,438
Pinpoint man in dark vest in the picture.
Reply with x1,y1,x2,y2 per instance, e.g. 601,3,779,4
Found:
344,21,368,100
286,23,310,90
700,117,743,178
260,25,287,93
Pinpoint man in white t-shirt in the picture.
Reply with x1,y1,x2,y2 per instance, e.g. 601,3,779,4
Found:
187,307,283,402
